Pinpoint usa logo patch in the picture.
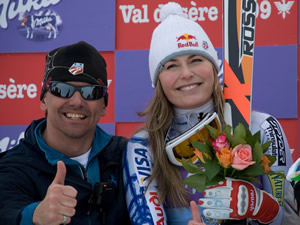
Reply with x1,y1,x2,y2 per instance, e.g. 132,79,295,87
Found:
69,63,84,75
202,41,209,49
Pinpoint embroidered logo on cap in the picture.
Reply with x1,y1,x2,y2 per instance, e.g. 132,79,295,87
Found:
176,33,199,48
69,63,84,75
202,41,209,49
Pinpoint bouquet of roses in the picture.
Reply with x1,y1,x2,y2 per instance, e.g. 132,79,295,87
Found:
182,123,284,192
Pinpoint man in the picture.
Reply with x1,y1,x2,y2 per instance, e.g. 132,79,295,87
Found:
0,41,131,225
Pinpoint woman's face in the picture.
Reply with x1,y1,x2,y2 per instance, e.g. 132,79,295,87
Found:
159,54,215,109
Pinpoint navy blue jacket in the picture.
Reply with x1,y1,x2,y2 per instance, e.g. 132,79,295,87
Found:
0,119,131,225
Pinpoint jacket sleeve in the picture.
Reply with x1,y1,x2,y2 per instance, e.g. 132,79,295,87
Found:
0,161,41,225
250,111,298,225
20,202,39,225
123,132,167,225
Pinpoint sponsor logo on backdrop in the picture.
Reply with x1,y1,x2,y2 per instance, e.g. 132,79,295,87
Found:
274,0,294,19
0,0,62,30
118,0,294,25
119,1,218,24
0,131,24,153
0,78,38,99
18,9,62,40
0,78,112,100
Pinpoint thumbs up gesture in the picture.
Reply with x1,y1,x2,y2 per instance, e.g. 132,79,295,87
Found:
33,161,78,225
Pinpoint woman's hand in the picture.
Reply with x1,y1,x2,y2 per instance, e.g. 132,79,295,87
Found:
188,201,206,225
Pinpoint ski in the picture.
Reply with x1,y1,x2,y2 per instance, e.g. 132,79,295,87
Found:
223,0,257,129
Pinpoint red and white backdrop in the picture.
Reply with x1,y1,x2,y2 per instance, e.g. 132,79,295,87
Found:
0,0,299,161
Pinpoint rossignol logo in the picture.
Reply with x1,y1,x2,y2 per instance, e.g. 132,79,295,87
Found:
268,171,285,206
239,0,256,65
274,0,294,19
176,33,199,48
69,63,84,75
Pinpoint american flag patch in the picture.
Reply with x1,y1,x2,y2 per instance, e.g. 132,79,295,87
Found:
69,62,84,75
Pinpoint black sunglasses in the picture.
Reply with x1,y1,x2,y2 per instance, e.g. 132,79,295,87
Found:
44,81,107,100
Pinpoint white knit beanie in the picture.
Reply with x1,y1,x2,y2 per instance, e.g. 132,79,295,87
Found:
149,2,220,87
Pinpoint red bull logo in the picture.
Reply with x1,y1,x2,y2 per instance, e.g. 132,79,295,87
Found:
176,33,199,48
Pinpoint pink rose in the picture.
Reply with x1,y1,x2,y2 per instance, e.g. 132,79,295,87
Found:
212,135,230,153
231,144,256,170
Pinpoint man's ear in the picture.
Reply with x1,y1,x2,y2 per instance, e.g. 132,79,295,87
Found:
100,98,106,117
40,95,47,112
101,107,106,117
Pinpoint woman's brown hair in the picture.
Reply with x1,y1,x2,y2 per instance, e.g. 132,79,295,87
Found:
138,67,225,207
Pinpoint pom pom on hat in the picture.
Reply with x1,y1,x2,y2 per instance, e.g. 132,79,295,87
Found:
149,2,220,87
159,2,184,21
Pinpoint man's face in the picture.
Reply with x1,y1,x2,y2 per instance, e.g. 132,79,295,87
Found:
40,81,106,141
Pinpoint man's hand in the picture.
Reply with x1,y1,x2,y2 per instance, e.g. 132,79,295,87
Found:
198,178,280,224
33,161,78,225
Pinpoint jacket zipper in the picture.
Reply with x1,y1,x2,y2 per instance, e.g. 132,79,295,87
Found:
79,166,88,182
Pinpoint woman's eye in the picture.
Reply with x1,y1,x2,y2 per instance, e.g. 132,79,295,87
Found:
165,64,177,70
191,58,202,63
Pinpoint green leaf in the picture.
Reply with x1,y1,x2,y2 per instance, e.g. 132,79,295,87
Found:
182,158,204,174
192,141,211,154
224,125,233,143
238,176,262,186
206,175,224,186
204,139,213,149
205,124,217,139
245,130,260,148
182,173,206,192
233,123,246,141
203,160,221,181
252,141,263,162
192,141,214,163
262,141,271,153
232,138,246,148
266,155,276,167
242,163,265,177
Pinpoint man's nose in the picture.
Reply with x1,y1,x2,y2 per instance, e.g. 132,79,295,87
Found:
68,91,85,104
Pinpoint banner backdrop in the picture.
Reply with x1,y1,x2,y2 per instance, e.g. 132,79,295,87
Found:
116,0,297,50
0,0,299,160
0,0,115,52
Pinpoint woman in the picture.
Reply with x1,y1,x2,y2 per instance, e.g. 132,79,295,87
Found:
123,2,294,225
